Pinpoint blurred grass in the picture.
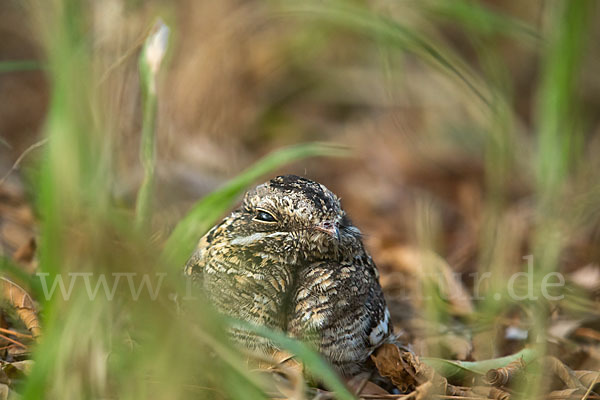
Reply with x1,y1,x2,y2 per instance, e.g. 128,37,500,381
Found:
426,0,540,41
535,0,592,195
233,318,355,400
525,1,594,397
280,1,492,107
2,0,597,398
134,21,169,231
0,60,44,73
16,2,354,398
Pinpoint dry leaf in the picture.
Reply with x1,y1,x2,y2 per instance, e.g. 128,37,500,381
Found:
445,384,474,397
8,360,33,376
0,383,8,400
0,277,40,338
7,345,29,359
472,385,509,399
371,343,417,391
547,388,583,399
486,357,526,387
488,386,512,400
371,343,448,395
471,386,512,399
574,370,600,391
2,360,34,390
569,264,600,291
539,356,586,391
356,381,390,396
371,343,420,393
345,373,390,396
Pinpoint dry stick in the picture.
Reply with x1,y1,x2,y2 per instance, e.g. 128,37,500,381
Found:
0,333,26,349
97,26,153,86
581,371,600,400
0,327,33,340
0,138,48,186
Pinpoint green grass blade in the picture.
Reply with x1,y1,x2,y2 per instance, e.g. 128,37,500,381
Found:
135,20,170,230
21,1,111,398
163,142,349,266
535,0,593,193
279,1,491,106
526,2,594,397
229,317,356,400
0,60,44,73
426,0,540,41
423,348,539,380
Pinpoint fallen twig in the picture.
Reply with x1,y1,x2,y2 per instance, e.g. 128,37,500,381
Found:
0,327,33,340
0,333,26,349
0,138,48,186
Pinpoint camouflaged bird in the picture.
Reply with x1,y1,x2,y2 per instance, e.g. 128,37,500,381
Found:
184,175,392,376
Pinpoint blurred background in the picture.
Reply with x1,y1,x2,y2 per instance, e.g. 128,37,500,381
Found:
1,0,599,398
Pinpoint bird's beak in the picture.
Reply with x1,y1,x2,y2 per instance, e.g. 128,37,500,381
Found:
315,221,340,241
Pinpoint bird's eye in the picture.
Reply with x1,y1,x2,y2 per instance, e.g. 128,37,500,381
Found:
254,209,277,223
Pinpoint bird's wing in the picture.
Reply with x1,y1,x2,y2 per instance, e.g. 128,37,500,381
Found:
287,255,391,375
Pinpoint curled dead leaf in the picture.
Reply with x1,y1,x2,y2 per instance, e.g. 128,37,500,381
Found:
0,277,40,338
444,383,472,397
472,385,512,400
371,343,417,391
485,357,526,387
371,343,447,395
489,386,512,400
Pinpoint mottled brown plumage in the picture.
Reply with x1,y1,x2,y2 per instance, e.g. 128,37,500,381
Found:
184,175,391,376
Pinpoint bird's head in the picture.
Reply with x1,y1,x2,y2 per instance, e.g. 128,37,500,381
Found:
226,175,362,264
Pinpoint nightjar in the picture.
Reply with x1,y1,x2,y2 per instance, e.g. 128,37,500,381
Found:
184,175,392,376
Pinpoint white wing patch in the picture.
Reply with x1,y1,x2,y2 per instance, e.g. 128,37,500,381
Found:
368,308,390,346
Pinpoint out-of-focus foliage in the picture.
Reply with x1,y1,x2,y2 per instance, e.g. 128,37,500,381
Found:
0,0,599,398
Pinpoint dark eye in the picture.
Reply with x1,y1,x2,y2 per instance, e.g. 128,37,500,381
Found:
254,209,277,223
